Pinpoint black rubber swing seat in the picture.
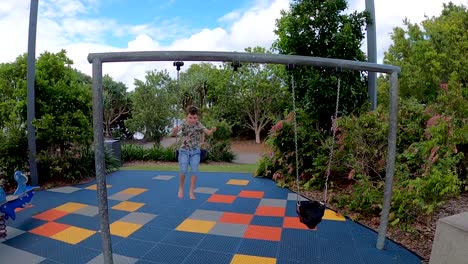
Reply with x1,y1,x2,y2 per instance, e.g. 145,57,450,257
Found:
296,200,326,229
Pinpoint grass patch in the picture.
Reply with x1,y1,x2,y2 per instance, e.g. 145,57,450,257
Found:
120,162,258,174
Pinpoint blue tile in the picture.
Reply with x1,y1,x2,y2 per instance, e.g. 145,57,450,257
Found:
197,235,242,253
47,243,100,264
113,238,155,258
251,215,283,227
55,214,100,231
146,215,185,230
238,239,279,258
231,197,260,214
2,232,44,251
142,243,192,264
130,224,171,242
184,249,233,264
39,259,61,264
7,217,47,231
160,230,205,247
285,201,299,217
78,233,123,251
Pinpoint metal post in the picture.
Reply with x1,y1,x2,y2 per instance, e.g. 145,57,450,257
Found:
92,58,113,264
366,0,378,110
376,71,399,249
26,0,39,185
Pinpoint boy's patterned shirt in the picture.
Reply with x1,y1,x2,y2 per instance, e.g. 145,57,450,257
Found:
179,121,206,150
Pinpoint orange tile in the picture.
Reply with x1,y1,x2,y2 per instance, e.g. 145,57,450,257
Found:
283,216,315,230
30,222,71,237
207,194,236,204
255,206,286,217
219,212,253,224
239,190,264,199
33,209,69,221
244,225,282,241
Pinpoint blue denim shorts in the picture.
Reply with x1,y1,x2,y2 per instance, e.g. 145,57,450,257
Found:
178,148,201,176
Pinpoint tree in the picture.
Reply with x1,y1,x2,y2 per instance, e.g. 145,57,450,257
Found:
125,69,173,143
384,2,468,102
273,0,369,128
102,75,131,138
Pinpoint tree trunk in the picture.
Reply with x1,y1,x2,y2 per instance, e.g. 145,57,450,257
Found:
255,129,261,144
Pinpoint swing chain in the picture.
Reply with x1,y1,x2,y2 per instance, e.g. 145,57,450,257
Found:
323,73,341,204
286,65,301,204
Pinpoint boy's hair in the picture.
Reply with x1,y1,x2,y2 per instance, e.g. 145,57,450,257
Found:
186,106,199,116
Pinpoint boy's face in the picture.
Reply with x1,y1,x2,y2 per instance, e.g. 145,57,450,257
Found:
186,113,199,125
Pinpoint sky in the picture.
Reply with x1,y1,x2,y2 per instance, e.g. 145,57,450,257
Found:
0,0,466,90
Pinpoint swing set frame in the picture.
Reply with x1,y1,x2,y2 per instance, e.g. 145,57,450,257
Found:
87,50,400,262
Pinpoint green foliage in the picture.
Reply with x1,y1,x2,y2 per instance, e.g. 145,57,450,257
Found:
103,74,131,138
37,147,120,183
273,0,370,128
126,69,174,143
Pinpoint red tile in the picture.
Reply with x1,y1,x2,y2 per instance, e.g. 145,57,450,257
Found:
207,194,236,204
33,209,69,221
244,225,282,241
239,190,264,199
30,222,71,237
255,206,286,217
219,212,253,224
283,216,315,230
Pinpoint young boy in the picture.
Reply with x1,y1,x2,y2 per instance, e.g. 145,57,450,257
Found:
171,106,216,199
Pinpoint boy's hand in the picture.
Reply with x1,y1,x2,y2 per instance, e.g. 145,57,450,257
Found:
211,127,217,133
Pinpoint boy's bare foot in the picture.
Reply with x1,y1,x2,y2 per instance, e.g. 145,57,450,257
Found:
189,193,196,200
178,189,184,199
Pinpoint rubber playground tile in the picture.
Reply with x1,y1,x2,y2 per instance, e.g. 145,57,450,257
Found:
244,225,282,241
54,214,100,231
1,226,26,242
74,205,99,217
227,179,250,186
255,206,286,217
87,253,138,264
323,209,346,221
198,235,242,254
54,202,88,213
231,254,277,264
208,223,248,237
250,215,284,227
0,243,46,263
207,194,237,204
112,238,155,259
50,226,96,244
238,239,279,258
184,249,233,264
287,193,308,201
189,209,224,221
46,186,81,194
29,222,71,237
282,216,313,230
175,219,216,234
111,201,144,212
32,209,69,221
161,230,206,247
107,192,135,201
141,243,192,264
118,212,156,225
238,190,264,198
218,212,253,225
120,187,147,195
259,198,287,208
153,175,175,180
85,184,112,190
194,186,218,194
109,221,143,238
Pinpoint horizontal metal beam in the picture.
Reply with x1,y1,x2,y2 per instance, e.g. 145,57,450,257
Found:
87,51,400,74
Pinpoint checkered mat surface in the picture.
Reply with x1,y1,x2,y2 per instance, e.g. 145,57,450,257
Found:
0,170,423,264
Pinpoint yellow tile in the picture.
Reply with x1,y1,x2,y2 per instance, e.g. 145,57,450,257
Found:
55,202,88,213
110,221,142,237
85,184,111,190
120,188,147,195
231,254,276,264
51,226,96,244
112,201,144,212
227,179,249,186
323,209,346,221
176,219,216,234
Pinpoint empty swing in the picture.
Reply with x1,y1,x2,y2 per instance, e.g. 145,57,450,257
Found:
287,64,341,229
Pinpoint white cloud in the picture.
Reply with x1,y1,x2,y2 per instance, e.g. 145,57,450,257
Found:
0,0,466,90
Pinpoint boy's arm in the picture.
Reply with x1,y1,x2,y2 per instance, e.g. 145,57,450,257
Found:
170,125,180,137
203,127,217,136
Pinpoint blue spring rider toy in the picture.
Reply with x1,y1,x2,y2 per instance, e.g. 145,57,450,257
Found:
0,171,39,221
